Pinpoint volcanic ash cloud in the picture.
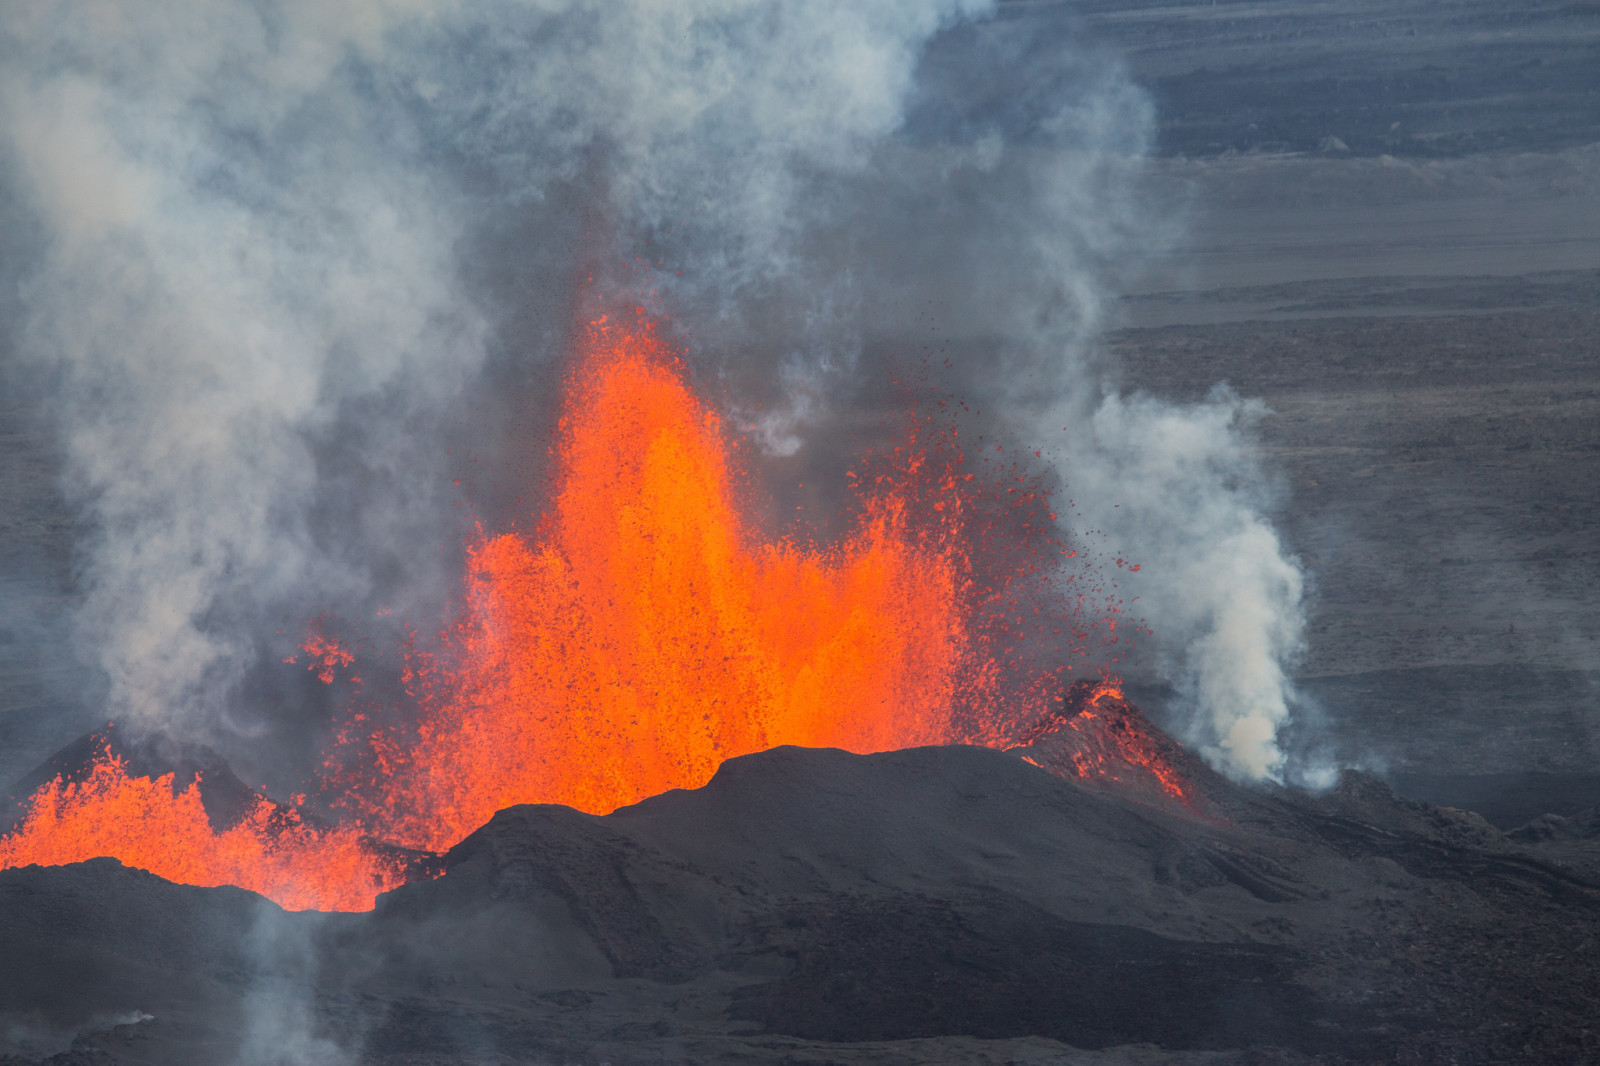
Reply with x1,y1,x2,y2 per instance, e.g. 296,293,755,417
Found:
0,0,1305,781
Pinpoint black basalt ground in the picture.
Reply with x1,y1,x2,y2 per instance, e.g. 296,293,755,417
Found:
725,894,1341,1052
3,740,1599,1064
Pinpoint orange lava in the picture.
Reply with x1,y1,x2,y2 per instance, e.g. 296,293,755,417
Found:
0,750,407,911
0,313,1131,909
329,317,979,851
1011,679,1195,805
1069,687,1189,801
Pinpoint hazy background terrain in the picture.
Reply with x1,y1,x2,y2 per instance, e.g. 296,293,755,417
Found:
1,0,1596,821
1071,0,1599,820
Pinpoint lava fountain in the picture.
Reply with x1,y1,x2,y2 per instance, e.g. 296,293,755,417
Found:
0,313,1163,910
322,314,985,852
0,748,412,912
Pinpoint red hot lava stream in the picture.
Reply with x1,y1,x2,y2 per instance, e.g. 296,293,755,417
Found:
0,314,1179,910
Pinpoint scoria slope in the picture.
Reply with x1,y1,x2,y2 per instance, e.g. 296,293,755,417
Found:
5,735,1600,1064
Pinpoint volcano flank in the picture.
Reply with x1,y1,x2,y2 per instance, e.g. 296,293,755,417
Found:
4,695,1599,1065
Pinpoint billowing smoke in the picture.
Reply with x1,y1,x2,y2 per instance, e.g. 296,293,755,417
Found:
1058,391,1306,780
0,0,1304,782
0,0,491,750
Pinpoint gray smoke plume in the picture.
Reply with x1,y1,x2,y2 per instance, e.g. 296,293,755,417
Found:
0,0,1305,782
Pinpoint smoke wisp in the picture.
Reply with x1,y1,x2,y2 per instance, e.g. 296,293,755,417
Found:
0,0,1306,782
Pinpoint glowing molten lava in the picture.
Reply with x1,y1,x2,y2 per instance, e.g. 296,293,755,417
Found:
0,749,407,911
0,313,1160,911
1011,678,1196,808
329,318,975,851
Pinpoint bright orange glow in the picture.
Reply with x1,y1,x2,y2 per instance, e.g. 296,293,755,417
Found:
1011,679,1195,806
0,313,1142,910
0,750,407,911
328,317,977,851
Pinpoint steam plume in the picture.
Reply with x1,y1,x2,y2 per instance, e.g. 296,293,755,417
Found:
1058,390,1305,780
0,0,1305,781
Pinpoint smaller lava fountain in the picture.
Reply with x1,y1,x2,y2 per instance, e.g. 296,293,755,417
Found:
1009,679,1200,810
0,312,1181,911
0,728,424,912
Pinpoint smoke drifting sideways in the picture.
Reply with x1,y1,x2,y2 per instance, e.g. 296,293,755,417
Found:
0,1,1307,784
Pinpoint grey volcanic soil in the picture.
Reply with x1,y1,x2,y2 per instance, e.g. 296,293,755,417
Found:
4,743,1600,1064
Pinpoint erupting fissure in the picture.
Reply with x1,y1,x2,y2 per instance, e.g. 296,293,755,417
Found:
322,316,980,852
0,748,411,912
0,314,1172,911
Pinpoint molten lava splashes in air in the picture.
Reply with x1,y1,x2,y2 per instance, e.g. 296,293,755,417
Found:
0,747,409,911
329,317,978,851
0,312,1140,909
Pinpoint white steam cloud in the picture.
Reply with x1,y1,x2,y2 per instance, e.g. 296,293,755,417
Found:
1056,390,1306,780
0,0,1306,781
1,0,488,741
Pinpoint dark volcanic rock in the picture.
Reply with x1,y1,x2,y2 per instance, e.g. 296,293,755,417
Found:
0,858,312,1064
316,745,1600,1062
724,893,1336,1051
5,743,1600,1064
